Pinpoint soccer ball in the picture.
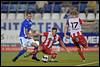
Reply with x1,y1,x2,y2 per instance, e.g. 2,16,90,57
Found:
42,55,48,62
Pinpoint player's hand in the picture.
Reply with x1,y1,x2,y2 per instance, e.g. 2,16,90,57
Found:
27,34,32,38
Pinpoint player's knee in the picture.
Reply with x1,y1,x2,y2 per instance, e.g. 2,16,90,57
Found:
51,53,57,59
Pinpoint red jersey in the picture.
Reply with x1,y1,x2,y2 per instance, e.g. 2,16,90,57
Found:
41,32,61,48
67,17,84,38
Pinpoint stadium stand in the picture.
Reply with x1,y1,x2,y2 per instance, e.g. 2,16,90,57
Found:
28,4,37,13
53,4,62,13
78,13,86,20
34,13,42,19
60,13,66,19
43,13,51,19
1,4,9,13
51,13,60,19
87,13,95,21
1,1,99,33
1,13,7,20
43,4,52,13
9,4,17,13
8,13,16,20
86,1,97,13
1,1,99,49
96,13,99,20
16,13,24,20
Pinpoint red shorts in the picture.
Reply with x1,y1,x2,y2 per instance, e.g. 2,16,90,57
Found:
72,35,88,48
40,44,54,55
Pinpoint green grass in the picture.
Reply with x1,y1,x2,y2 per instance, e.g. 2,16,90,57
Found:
1,51,99,66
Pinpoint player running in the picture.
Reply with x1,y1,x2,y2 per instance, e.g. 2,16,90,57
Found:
12,12,40,62
64,10,88,62
24,27,69,61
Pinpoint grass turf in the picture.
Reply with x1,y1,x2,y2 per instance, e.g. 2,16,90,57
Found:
1,51,99,66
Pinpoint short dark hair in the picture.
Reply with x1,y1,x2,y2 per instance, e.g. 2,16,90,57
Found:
52,27,57,31
25,11,32,16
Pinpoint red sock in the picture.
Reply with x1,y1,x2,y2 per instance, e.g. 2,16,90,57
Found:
78,48,85,60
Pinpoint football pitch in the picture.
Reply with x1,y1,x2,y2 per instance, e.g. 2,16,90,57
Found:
1,51,99,66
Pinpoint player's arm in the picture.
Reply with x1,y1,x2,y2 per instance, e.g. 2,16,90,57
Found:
26,29,42,36
25,28,34,38
33,32,48,36
25,29,30,37
79,18,96,25
64,21,70,38
58,37,70,52
59,39,70,52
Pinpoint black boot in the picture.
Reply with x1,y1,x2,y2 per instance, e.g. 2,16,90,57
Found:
32,56,40,61
12,57,18,62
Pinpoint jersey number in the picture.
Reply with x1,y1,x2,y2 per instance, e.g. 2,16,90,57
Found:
71,22,78,29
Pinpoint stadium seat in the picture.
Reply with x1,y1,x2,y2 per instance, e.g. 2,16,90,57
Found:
9,4,17,13
53,4,61,13
79,2,87,13
8,13,16,20
27,4,36,13
16,13,24,20
51,13,60,19
1,13,7,20
48,1,52,4
78,13,86,20
34,13,42,19
60,13,66,19
54,1,62,4
43,13,51,19
87,13,95,21
17,4,27,13
1,4,9,13
96,13,99,20
43,4,52,13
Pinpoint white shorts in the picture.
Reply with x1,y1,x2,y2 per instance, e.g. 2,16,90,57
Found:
19,37,39,48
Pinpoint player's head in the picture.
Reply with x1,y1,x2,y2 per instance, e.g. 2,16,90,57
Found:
70,10,78,18
52,27,57,36
25,11,32,20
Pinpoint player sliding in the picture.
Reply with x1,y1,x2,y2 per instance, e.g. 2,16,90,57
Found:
64,10,88,62
12,12,40,62
24,27,69,61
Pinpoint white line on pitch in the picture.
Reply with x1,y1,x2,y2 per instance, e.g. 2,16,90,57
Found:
74,61,99,66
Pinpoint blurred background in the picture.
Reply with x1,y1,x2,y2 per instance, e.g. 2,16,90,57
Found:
1,1,99,51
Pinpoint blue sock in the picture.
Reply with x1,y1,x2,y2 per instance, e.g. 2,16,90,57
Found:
16,50,26,58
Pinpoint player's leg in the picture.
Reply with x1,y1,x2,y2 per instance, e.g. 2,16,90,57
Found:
24,47,40,61
77,35,88,62
77,45,86,61
24,39,38,57
78,35,88,48
42,48,57,62
24,44,42,57
12,37,27,62
27,39,40,61
72,37,85,61
24,45,38,58
24,44,43,61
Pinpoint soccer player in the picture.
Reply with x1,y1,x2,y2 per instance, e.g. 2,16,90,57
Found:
12,12,39,62
64,10,88,62
24,27,69,61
